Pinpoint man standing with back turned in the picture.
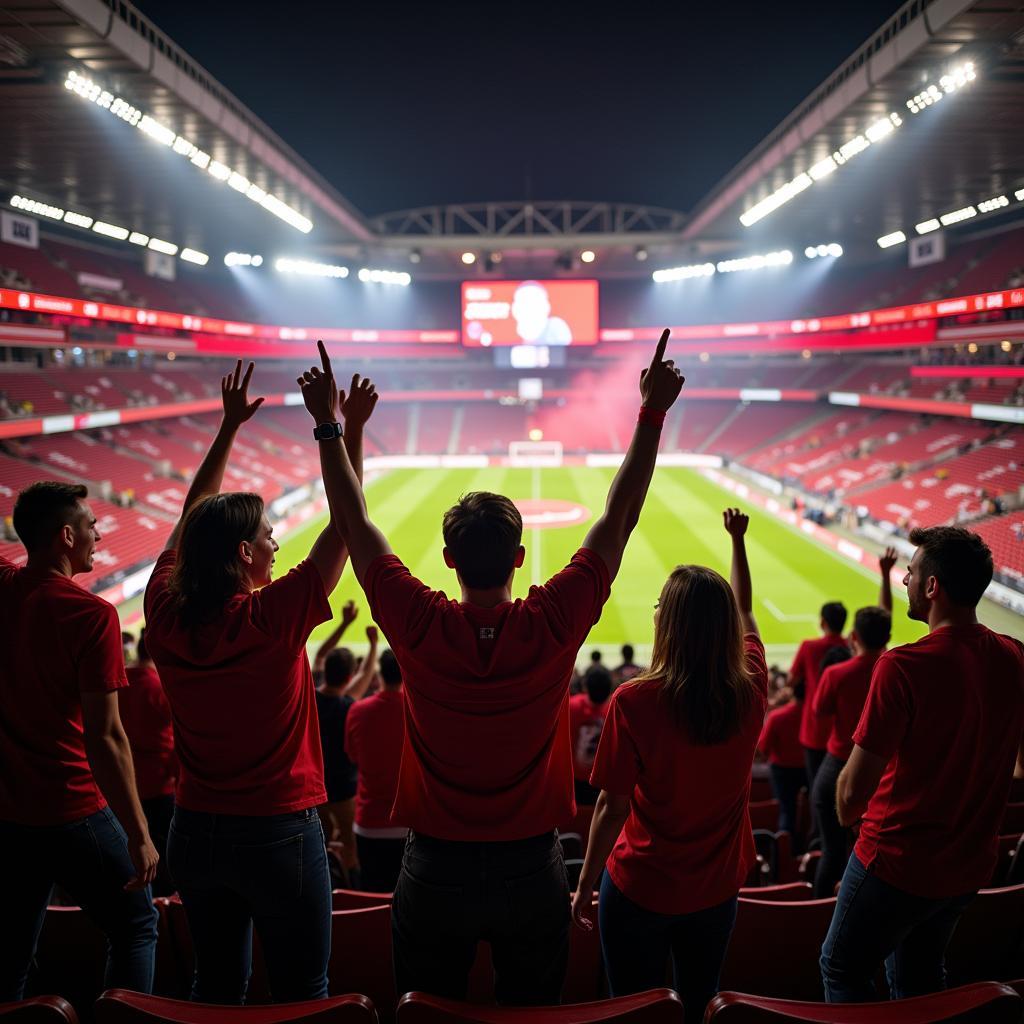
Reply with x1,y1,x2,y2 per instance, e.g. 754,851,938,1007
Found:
293,331,683,1004
820,527,1024,1001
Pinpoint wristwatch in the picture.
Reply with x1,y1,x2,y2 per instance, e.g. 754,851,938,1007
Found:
312,421,344,441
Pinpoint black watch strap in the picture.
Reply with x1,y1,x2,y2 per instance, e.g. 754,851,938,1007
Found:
312,421,344,441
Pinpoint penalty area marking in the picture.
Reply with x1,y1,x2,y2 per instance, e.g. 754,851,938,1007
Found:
763,598,818,623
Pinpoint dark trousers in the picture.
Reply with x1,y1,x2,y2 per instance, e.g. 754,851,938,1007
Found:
392,830,569,1005
820,853,976,1001
804,747,827,839
167,806,331,1004
811,754,849,897
768,764,807,840
356,834,406,894
141,794,175,897
599,873,738,1024
0,807,159,1001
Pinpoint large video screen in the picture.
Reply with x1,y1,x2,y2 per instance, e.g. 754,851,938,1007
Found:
461,279,599,346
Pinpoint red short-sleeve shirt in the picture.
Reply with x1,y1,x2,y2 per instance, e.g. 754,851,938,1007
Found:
569,693,608,781
853,624,1024,898
757,699,804,768
591,634,769,914
813,653,877,762
363,547,610,841
0,557,127,825
793,635,850,749
345,688,406,830
119,664,177,800
144,549,331,815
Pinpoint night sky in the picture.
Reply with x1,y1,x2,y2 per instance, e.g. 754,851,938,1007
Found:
133,0,905,219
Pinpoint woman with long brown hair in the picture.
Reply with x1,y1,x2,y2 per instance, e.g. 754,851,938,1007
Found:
571,508,768,1022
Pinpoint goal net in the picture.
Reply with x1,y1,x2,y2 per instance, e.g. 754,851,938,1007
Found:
508,440,564,467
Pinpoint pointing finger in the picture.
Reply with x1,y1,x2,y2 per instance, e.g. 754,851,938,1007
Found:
318,339,332,375
650,328,670,371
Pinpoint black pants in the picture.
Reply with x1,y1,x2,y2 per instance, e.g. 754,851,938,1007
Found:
392,830,569,1005
804,747,827,840
768,764,807,842
356,834,406,894
812,753,850,898
142,794,175,897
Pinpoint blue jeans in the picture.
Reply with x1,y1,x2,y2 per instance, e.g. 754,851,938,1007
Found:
167,806,331,1004
0,807,159,1001
599,873,738,1024
769,764,807,841
820,853,976,1002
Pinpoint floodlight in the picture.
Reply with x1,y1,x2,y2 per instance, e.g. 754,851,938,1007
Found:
461,252,476,265
939,206,976,227
148,238,179,255
977,195,1008,214
63,211,93,229
92,221,130,240
877,231,907,248
129,232,150,246
580,250,596,263
915,219,940,234
275,257,349,278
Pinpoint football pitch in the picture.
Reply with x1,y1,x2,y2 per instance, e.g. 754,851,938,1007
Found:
275,466,942,662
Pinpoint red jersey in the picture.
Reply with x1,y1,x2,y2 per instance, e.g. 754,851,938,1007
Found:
758,700,804,768
345,688,406,829
0,556,127,825
813,652,877,761
144,550,331,815
119,664,177,800
569,693,608,781
854,624,1024,898
793,635,850,749
591,634,769,914
363,548,610,841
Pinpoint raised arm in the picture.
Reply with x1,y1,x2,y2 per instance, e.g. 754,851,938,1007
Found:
312,600,358,676
301,354,379,592
878,546,897,614
298,341,392,585
723,507,758,636
582,329,684,582
341,626,379,700
164,361,264,550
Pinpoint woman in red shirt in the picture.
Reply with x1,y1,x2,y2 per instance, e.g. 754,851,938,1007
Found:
571,509,768,1023
144,359,378,1004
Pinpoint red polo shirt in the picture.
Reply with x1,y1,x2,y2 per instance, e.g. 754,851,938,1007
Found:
144,550,331,815
120,664,177,799
758,700,804,768
363,548,610,841
793,635,850,749
345,687,407,829
854,624,1024,898
591,634,769,914
0,556,127,825
813,652,878,761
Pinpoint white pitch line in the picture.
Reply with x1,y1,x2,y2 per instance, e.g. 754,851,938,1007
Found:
531,465,542,587
763,598,818,623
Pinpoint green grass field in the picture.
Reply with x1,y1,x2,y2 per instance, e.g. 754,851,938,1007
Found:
274,466,942,662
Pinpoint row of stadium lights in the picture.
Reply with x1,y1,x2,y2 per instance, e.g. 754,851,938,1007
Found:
876,188,1024,249
739,61,977,229
64,70,312,234
651,244,841,284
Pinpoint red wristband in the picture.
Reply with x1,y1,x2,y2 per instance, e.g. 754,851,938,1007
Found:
638,406,666,429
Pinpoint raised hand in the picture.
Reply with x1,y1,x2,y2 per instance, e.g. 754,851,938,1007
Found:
341,600,358,626
222,360,264,427
723,507,750,538
341,373,379,427
366,625,379,645
639,329,684,412
297,340,339,423
879,546,898,577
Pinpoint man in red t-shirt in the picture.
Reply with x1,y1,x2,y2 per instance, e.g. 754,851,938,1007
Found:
0,482,159,1001
345,648,408,893
810,605,891,897
569,665,613,805
757,683,807,837
821,527,1024,1002
119,628,177,895
294,334,683,1003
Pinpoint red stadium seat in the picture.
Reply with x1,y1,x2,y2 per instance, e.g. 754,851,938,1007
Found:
331,890,393,910
152,898,187,999
738,883,814,902
0,998,80,1023
327,908,395,1022
719,897,838,1001
93,990,376,1024
395,988,684,1024
945,884,1024,985
704,982,1021,1024
31,906,107,1014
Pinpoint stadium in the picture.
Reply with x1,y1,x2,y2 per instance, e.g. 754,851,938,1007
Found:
1,0,1023,1021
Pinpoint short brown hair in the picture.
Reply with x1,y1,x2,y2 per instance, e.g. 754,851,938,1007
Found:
853,606,891,650
909,526,993,608
442,492,523,589
13,481,88,552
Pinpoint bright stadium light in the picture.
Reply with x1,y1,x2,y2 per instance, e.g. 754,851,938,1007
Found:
907,62,976,113
129,231,150,246
225,252,263,267
652,262,715,283
180,248,209,266
877,230,907,248
10,195,64,220
580,250,596,263
805,242,843,259
808,156,837,181
1016,189,1024,202
275,257,349,278
148,237,179,255
63,69,313,233
977,195,1009,214
716,249,792,273
461,252,477,265
92,221,130,240
63,210,94,229
916,218,941,234
827,243,843,257
358,268,412,286
939,205,976,226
